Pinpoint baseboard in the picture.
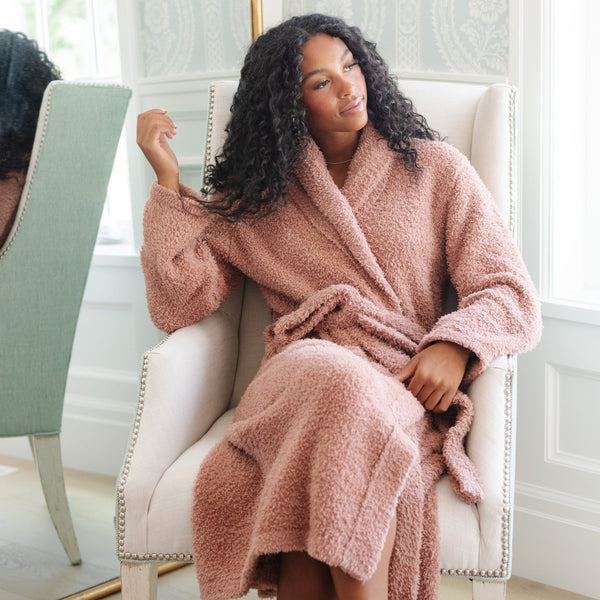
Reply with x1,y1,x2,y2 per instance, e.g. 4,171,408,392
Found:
59,397,135,476
513,482,600,599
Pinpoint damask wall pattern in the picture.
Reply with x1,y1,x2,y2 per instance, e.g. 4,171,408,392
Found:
140,0,250,77
284,0,509,77
138,0,508,79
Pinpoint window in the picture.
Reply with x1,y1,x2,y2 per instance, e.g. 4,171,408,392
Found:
1,0,132,247
545,0,600,307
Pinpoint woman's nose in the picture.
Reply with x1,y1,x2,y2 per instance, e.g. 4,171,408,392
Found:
339,78,356,97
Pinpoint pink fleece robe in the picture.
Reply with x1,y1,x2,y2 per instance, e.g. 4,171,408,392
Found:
141,122,541,599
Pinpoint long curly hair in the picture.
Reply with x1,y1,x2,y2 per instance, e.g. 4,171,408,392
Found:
0,30,61,181
201,13,438,221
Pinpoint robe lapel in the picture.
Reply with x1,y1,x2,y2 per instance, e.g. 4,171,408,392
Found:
294,123,400,306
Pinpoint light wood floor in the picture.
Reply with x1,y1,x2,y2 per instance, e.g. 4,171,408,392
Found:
0,454,119,600
0,454,593,600
101,563,593,600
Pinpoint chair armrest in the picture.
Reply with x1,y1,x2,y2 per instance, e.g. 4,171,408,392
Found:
137,312,239,459
465,355,514,570
119,294,241,553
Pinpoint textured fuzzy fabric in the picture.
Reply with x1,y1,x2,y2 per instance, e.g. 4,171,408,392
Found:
0,172,24,247
141,123,541,599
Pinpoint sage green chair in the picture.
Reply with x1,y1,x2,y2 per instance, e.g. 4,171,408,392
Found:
0,81,131,564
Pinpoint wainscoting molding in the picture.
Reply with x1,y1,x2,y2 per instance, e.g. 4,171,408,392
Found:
516,481,600,531
545,363,600,476
514,481,600,598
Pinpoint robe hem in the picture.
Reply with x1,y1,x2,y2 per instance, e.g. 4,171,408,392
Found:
236,420,421,595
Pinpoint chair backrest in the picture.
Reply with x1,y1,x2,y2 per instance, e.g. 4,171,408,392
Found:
204,79,517,408
0,81,131,436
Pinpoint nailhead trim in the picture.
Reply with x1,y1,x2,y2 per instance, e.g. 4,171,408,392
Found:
203,82,217,176
117,338,195,562
508,86,517,241
121,552,193,562
441,306,515,581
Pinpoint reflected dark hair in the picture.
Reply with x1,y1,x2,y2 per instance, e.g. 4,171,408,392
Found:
201,13,438,221
0,29,61,180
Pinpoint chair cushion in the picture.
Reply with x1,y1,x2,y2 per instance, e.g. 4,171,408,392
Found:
147,410,236,554
145,409,482,569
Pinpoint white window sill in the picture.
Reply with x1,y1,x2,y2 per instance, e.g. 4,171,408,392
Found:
93,220,138,266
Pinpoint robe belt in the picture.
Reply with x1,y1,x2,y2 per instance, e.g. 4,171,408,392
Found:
264,284,426,367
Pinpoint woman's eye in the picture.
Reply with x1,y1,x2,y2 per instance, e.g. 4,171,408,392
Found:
345,60,359,71
314,79,328,90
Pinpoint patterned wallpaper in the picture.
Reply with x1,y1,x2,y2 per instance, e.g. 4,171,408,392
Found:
140,0,250,76
283,0,509,76
139,0,509,79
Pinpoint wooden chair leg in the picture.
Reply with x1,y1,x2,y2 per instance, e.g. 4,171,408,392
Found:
121,562,158,600
472,579,507,600
30,434,81,565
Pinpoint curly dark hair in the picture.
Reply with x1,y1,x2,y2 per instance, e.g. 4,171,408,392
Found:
0,30,61,180
201,13,438,221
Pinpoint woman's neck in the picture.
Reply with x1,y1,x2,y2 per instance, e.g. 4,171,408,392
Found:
313,130,361,166
311,130,362,189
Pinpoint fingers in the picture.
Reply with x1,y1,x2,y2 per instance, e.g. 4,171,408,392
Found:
397,342,470,413
408,379,452,413
405,373,445,411
137,109,177,148
136,109,180,191
396,358,417,383
432,392,454,414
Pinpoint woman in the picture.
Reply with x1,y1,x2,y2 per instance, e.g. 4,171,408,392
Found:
137,14,541,600
0,29,61,246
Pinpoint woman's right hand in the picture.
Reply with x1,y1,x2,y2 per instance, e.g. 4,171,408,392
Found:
137,109,180,192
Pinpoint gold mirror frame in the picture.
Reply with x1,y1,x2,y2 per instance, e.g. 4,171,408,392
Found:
250,0,264,41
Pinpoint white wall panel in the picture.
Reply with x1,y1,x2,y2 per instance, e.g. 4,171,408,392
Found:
513,509,600,599
546,364,600,474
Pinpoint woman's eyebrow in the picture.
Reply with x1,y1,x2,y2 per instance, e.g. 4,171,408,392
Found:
301,49,351,83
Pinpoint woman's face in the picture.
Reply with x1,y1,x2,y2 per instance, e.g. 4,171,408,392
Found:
299,34,368,140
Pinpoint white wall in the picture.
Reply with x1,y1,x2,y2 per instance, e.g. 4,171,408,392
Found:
513,1,600,597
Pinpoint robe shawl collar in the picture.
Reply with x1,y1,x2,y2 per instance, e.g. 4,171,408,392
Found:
293,122,400,308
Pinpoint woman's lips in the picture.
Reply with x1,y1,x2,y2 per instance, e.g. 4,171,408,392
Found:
341,97,364,115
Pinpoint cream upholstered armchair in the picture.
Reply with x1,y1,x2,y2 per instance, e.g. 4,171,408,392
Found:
118,79,517,600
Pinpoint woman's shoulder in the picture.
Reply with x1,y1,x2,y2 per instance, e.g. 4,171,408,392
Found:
411,138,471,171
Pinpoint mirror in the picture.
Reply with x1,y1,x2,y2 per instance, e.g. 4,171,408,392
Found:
0,2,254,597
0,451,119,599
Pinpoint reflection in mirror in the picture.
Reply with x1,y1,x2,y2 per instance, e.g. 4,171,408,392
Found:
0,455,118,599
0,29,60,247
0,2,129,599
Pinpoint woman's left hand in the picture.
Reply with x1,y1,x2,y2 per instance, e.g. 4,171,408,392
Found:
396,341,472,413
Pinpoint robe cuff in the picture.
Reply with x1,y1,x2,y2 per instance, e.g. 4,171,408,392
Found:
150,181,209,219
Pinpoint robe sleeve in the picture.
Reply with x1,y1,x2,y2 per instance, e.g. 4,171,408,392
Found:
140,182,243,333
416,148,542,382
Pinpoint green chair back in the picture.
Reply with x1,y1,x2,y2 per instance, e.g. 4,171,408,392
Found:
0,81,131,437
